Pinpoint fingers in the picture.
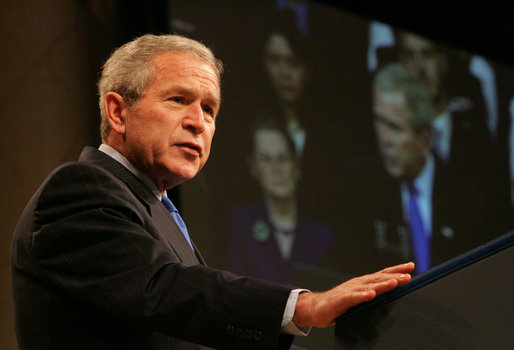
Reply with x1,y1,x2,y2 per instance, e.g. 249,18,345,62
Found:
384,262,414,286
365,262,414,287
296,262,415,328
395,272,412,286
359,269,412,286
380,262,415,274
338,275,404,303
355,263,413,295
350,278,396,295
370,278,400,296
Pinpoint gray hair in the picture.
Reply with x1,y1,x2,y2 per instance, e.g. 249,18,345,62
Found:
373,63,435,132
250,112,297,159
98,34,223,141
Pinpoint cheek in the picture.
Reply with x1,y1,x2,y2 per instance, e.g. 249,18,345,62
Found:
268,67,281,83
397,132,413,147
260,165,272,177
286,174,297,189
285,165,295,177
204,128,215,150
261,169,275,185
207,129,215,144
130,114,166,143
427,66,440,83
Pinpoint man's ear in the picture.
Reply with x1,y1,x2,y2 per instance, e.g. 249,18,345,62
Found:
104,92,127,135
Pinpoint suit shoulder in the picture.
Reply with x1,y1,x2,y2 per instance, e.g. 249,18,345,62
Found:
41,160,129,197
34,160,147,228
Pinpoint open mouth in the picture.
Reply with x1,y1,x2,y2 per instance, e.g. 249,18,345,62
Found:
178,143,202,155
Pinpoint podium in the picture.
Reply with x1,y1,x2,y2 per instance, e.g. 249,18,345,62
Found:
335,230,514,349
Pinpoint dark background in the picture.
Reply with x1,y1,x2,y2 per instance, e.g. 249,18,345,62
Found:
321,1,514,66
1,1,512,349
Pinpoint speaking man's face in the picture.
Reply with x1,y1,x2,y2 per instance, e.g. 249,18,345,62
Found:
373,88,428,181
122,52,220,191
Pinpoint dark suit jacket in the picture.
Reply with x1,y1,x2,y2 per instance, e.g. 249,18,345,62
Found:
10,147,294,350
366,156,510,273
227,202,333,286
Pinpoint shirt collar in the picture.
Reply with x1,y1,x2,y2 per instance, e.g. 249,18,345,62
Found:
98,144,163,200
432,110,451,139
403,153,435,198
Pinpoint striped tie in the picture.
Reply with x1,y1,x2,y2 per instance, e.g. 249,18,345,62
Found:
408,183,430,273
161,195,194,250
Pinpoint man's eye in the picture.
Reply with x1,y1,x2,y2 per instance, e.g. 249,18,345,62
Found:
170,96,184,103
202,105,214,116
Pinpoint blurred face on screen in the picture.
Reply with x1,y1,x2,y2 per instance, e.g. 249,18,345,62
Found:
252,129,298,200
264,33,306,106
373,88,428,181
398,33,447,101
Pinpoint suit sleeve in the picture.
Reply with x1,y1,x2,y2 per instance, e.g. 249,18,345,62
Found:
27,162,294,349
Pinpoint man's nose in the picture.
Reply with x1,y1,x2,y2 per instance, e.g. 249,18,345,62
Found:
270,158,283,171
278,59,292,76
183,102,205,134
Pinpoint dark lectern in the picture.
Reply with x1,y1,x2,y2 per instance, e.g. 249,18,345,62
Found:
335,231,514,349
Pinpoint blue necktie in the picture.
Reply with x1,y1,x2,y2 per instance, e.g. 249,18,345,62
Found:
161,196,194,250
408,183,430,273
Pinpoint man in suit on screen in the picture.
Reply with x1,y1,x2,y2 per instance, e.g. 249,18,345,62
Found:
10,34,414,349
370,63,500,274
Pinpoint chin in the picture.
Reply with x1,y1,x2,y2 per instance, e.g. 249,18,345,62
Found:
385,167,402,180
165,165,201,183
179,169,200,181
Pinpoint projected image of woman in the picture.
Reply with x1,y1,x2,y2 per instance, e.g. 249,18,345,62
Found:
260,13,311,158
227,117,333,286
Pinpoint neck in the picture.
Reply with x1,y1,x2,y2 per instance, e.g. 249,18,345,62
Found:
265,194,297,231
103,139,180,193
280,103,299,123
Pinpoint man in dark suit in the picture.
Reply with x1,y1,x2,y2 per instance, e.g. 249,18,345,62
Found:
396,31,510,203
369,63,501,274
10,34,413,349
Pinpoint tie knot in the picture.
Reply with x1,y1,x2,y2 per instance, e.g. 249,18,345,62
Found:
161,195,194,250
161,195,178,213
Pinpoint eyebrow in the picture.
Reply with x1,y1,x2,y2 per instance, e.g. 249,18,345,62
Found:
165,86,220,107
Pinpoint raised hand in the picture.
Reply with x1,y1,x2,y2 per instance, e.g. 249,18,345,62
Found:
293,262,415,328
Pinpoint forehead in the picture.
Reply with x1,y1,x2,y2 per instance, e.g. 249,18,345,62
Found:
375,90,410,121
377,89,406,106
150,52,220,99
255,130,290,150
265,33,294,56
400,34,436,52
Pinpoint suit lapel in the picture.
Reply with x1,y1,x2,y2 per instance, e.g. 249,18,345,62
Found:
192,242,206,265
77,146,201,265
